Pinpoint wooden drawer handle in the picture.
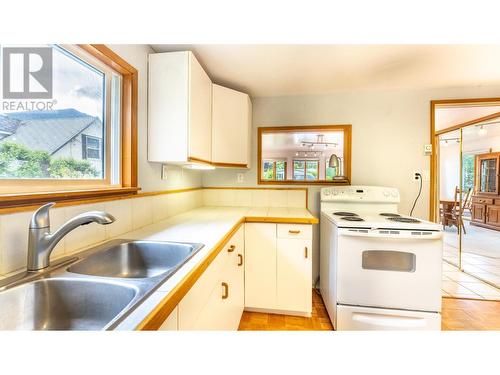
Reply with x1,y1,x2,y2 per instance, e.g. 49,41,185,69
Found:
237,253,243,266
228,245,236,253
305,246,308,259
289,230,301,234
222,282,229,299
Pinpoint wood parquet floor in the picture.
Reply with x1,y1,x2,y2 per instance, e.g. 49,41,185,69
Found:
237,290,500,331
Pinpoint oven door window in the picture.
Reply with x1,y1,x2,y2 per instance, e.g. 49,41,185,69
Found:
362,250,416,272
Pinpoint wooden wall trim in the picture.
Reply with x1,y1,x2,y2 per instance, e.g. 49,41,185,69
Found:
0,187,203,215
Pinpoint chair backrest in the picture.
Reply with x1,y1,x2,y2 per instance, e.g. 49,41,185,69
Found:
463,188,473,209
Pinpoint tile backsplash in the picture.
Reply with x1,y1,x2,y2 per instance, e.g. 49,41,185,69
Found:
0,189,203,276
0,188,306,277
202,188,307,208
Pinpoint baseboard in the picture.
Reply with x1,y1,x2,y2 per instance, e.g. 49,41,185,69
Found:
244,307,312,318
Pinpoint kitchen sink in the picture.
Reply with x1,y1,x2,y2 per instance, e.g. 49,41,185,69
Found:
0,278,137,330
67,240,204,279
0,239,205,330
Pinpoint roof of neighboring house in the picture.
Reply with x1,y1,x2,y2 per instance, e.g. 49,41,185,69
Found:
0,115,20,139
0,109,101,154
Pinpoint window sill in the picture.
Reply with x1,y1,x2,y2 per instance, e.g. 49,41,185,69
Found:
258,179,350,185
0,187,141,212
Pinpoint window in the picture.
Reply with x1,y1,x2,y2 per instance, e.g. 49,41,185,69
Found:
293,160,319,180
258,125,351,185
0,44,138,208
262,159,286,180
82,135,101,160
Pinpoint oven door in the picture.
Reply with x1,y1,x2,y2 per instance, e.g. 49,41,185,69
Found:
337,228,442,312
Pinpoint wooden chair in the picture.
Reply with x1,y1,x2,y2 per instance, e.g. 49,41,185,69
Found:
442,186,467,234
462,188,473,218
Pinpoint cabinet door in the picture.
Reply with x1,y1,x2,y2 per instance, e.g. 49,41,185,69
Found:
211,84,250,166
245,223,277,309
472,203,486,223
188,52,212,162
227,226,245,329
478,155,499,195
486,205,500,226
277,238,312,314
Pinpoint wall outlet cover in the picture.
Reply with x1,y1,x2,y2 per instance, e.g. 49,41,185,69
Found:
237,173,244,183
161,164,168,180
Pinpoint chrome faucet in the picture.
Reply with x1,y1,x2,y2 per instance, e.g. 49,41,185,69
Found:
27,202,116,271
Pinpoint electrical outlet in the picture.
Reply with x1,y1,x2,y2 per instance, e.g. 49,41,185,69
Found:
237,173,244,183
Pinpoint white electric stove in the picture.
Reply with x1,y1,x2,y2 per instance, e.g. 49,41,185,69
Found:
319,185,443,330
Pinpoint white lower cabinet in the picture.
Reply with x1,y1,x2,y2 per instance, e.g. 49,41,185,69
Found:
244,223,277,309
277,238,312,313
245,223,312,316
176,226,244,330
158,221,313,330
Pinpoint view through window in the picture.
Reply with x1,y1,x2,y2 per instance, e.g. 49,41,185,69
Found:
259,125,351,184
0,45,121,182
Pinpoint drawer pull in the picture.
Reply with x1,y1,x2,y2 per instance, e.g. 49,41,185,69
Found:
228,245,236,253
237,254,243,266
222,282,229,299
305,246,308,259
289,230,301,234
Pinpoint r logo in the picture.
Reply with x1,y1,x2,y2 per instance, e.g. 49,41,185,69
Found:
2,47,53,99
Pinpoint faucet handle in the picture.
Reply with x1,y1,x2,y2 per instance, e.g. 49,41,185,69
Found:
30,202,55,229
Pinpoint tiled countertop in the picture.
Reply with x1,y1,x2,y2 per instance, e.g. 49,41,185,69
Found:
113,206,318,330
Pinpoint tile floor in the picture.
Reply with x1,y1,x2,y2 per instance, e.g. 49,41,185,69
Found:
442,261,500,300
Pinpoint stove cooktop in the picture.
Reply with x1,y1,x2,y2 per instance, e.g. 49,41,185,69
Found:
386,217,421,223
322,210,441,231
340,216,364,222
333,212,358,216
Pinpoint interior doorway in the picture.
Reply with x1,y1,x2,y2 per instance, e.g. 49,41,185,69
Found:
431,98,500,300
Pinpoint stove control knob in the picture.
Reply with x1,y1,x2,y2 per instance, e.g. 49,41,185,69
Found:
324,190,330,196
383,190,390,197
333,190,338,196
391,191,398,198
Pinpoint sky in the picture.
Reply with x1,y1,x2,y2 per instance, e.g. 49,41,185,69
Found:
1,44,104,119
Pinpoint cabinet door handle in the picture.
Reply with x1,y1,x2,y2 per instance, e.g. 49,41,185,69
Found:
228,245,236,253
304,246,308,259
222,282,229,299
237,253,243,266
289,229,301,234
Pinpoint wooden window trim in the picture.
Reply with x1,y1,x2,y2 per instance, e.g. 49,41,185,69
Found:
0,44,139,209
258,125,351,185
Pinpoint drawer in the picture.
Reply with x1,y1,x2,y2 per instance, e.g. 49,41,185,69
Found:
473,197,494,205
277,224,312,239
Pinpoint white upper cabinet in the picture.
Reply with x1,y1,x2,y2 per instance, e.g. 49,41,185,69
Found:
211,84,252,167
148,51,212,164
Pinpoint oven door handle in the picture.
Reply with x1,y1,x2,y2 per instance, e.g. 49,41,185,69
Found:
338,228,442,240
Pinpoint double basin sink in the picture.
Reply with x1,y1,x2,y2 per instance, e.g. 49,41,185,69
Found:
0,240,204,330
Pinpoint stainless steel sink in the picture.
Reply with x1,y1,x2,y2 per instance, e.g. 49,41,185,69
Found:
67,240,202,278
0,278,137,330
0,239,204,330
